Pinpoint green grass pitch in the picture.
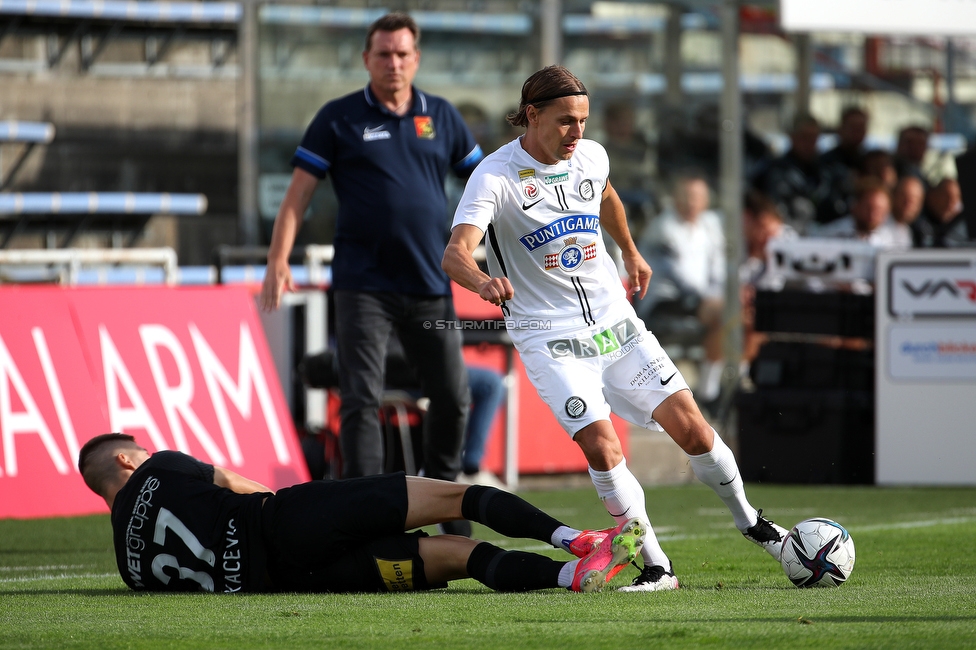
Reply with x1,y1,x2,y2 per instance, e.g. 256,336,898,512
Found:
2,482,975,649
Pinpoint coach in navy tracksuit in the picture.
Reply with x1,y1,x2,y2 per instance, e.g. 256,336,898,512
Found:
260,12,483,528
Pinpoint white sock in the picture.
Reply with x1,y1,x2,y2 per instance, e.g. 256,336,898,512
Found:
551,525,582,551
687,429,758,531
699,360,724,401
557,560,579,588
588,459,670,568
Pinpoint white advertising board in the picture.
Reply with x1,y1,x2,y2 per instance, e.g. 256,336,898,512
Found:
876,250,976,485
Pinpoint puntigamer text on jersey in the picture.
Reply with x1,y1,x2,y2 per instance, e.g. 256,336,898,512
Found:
519,215,600,251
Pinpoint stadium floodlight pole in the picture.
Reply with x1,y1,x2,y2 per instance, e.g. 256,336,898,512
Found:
718,0,743,436
238,0,260,246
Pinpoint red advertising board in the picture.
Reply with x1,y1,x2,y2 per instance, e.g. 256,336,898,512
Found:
0,286,308,519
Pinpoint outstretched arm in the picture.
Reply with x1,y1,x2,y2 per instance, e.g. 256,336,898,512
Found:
214,467,273,495
600,179,652,301
442,224,514,307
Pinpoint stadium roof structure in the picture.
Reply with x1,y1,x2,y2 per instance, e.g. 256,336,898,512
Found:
0,192,208,248
0,0,240,23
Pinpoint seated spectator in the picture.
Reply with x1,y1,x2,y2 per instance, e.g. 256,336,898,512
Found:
894,125,931,186
753,113,848,234
914,177,969,247
740,192,795,368
812,179,910,249
457,366,507,489
820,106,869,179
636,172,725,404
858,149,898,192
822,107,868,168
819,107,870,217
891,176,925,246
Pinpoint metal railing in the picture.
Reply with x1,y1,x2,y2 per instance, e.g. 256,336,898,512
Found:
0,247,179,284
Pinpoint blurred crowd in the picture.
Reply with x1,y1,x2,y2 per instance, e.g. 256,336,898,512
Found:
620,105,972,409
449,99,973,411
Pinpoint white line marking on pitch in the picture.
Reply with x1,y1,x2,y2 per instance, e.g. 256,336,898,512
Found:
491,515,976,552
0,565,87,572
0,572,117,585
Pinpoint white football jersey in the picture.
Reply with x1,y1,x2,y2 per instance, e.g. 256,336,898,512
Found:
452,137,626,326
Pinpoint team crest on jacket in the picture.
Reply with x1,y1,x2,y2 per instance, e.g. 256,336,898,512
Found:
579,179,595,201
544,236,597,272
414,116,436,139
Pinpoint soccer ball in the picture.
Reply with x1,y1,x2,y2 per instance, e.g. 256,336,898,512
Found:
780,518,855,588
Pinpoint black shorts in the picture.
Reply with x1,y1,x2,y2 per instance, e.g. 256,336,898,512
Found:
261,472,445,593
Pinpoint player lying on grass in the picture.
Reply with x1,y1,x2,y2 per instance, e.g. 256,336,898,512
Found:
78,433,645,594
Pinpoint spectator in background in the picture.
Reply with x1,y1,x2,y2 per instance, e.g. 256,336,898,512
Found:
894,125,931,186
753,113,848,234
915,177,969,247
819,107,869,218
457,366,507,489
820,106,869,176
740,192,794,369
260,13,482,537
814,179,910,249
858,149,899,193
602,99,656,239
891,176,926,246
637,172,726,405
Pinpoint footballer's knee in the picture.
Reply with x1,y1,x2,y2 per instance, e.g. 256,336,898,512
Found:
572,421,623,471
653,390,714,455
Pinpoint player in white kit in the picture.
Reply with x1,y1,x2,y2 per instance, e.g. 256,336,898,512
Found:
443,65,787,591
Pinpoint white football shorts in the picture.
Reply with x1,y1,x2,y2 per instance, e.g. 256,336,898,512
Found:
511,300,691,436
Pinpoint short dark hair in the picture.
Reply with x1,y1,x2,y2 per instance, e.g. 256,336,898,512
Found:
852,177,890,204
78,433,134,474
744,189,781,219
791,112,820,133
365,12,420,52
78,433,141,497
507,66,588,128
840,106,868,123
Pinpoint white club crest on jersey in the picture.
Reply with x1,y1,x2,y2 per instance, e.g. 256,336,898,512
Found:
579,179,595,201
